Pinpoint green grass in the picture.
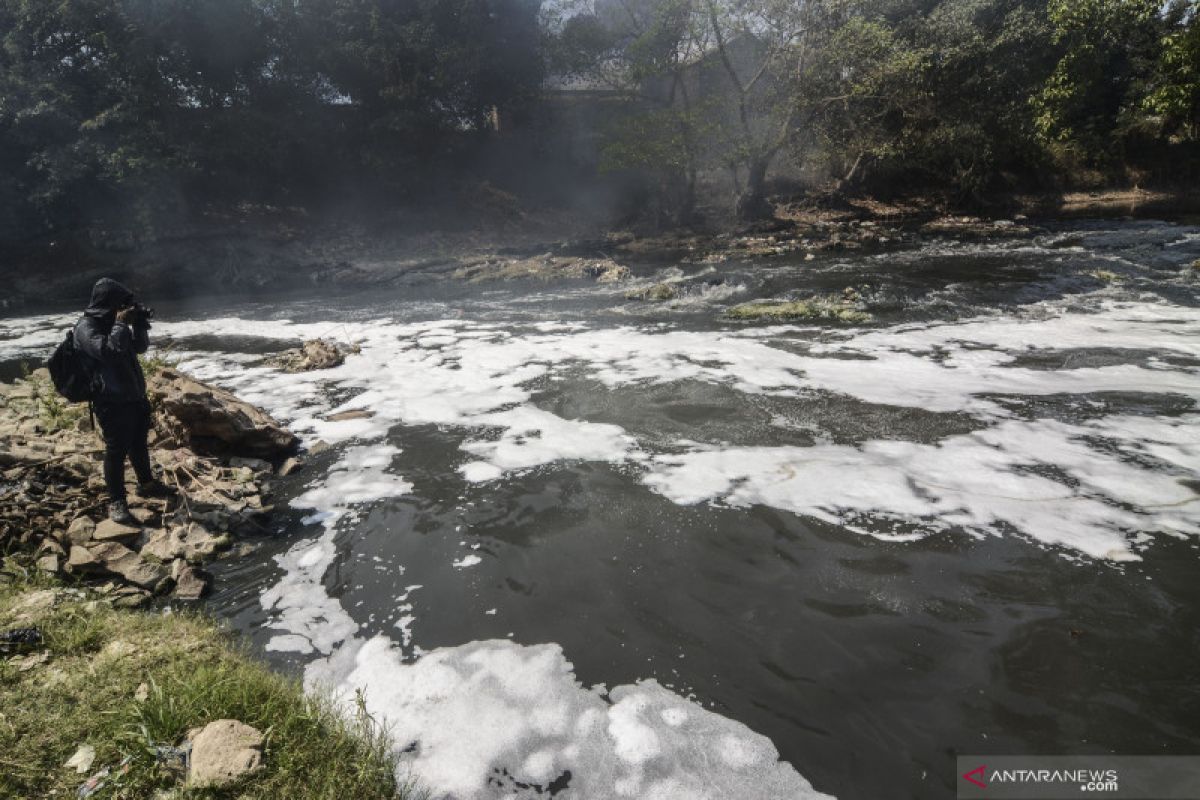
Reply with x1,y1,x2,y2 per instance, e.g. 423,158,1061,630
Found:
15,363,85,433
0,561,422,800
726,298,872,323
140,349,180,379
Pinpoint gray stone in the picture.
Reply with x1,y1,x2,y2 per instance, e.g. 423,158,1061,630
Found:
173,564,210,601
277,456,303,476
129,506,158,525
140,528,184,562
229,456,271,472
187,719,264,788
87,541,168,590
67,516,96,545
66,545,102,573
36,554,59,574
93,519,141,542
176,522,229,562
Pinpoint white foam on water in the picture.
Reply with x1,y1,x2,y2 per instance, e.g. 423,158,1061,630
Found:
339,637,832,800
262,444,413,656
460,406,640,482
642,415,1200,561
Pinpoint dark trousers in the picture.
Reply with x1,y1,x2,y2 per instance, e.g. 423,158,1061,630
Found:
94,400,154,503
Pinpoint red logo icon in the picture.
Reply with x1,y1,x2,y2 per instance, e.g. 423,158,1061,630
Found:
963,765,986,788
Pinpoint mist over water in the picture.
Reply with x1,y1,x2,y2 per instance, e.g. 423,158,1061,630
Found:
2,220,1199,798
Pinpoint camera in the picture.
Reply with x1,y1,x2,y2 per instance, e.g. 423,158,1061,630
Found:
127,301,155,327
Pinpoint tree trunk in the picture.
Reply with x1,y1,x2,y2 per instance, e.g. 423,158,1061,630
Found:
736,157,773,221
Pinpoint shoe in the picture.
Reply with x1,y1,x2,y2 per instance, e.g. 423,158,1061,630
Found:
108,501,136,525
136,479,177,499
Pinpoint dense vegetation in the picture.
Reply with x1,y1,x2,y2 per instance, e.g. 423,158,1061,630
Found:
0,0,1196,242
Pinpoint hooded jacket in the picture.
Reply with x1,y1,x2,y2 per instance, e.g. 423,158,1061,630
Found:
73,278,150,403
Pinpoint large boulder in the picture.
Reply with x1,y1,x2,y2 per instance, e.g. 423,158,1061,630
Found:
148,368,298,459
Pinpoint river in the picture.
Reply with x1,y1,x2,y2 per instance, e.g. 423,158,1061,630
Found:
1,219,1198,799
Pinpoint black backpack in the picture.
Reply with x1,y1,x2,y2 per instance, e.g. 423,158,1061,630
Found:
47,329,96,402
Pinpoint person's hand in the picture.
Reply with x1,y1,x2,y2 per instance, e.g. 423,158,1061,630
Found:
115,306,136,324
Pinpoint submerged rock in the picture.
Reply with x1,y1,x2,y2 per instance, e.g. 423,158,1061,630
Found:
456,253,630,283
727,297,872,323
625,282,678,302
269,338,358,372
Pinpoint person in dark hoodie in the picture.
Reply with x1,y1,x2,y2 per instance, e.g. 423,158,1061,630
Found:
74,278,174,524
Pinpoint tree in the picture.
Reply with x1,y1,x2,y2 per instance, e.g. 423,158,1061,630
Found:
1034,0,1165,164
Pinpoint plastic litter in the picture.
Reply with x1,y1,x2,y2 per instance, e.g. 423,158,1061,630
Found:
153,742,191,776
0,626,43,654
76,756,131,798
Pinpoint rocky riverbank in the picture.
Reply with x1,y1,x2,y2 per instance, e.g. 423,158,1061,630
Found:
0,365,299,607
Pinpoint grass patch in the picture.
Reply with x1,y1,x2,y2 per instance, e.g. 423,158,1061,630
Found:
726,298,872,323
140,348,180,379
14,364,86,433
0,563,421,800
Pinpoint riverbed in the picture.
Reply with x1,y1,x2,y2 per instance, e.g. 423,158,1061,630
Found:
2,219,1198,799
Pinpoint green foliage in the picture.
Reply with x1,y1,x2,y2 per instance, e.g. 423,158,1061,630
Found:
15,368,86,432
1143,1,1200,139
1034,0,1171,163
0,0,544,241
139,348,179,378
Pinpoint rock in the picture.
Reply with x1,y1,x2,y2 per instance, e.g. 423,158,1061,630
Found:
38,538,66,557
188,720,264,788
111,588,151,608
324,409,374,422
308,440,331,455
135,682,150,702
277,456,303,476
269,339,353,372
147,367,299,459
229,456,272,473
93,519,141,542
129,506,158,525
625,282,678,302
66,545,102,574
87,541,168,590
140,528,185,562
175,522,229,562
585,259,630,283
67,516,96,545
36,554,59,574
173,564,211,601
